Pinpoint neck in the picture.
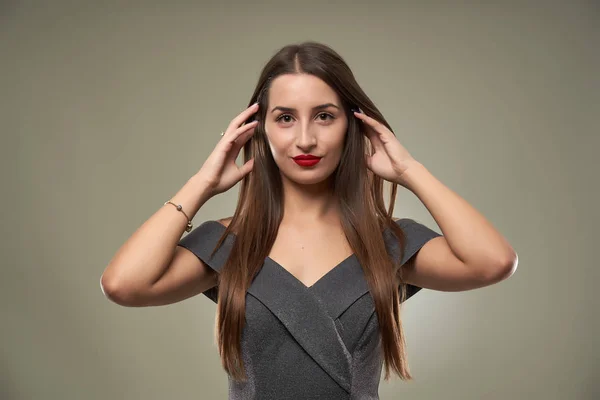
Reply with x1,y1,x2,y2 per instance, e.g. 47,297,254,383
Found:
280,176,340,226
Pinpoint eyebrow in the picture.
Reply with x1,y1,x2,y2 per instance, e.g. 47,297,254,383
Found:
270,103,341,113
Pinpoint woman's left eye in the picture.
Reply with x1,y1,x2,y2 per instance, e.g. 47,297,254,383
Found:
317,113,334,121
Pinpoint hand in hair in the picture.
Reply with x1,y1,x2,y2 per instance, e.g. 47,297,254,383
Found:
197,103,259,197
353,110,421,188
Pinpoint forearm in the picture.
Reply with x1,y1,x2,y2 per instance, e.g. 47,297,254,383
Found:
400,162,517,270
101,173,213,292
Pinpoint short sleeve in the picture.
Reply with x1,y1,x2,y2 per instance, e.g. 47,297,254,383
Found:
384,218,442,300
177,220,234,303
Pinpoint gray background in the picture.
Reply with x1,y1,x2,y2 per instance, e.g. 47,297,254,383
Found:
1,1,598,399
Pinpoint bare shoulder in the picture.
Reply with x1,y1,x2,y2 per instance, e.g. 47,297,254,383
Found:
217,216,233,228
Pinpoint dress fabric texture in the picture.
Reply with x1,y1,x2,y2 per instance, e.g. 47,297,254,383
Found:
178,218,441,399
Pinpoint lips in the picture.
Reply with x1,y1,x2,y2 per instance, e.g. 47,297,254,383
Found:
293,155,321,160
293,154,321,167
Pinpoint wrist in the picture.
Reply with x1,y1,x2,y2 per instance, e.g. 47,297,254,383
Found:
396,162,429,192
186,173,215,202
168,174,213,216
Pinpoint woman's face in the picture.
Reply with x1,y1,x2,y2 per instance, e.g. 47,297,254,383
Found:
264,73,348,186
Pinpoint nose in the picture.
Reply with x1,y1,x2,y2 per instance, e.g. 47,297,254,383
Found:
295,122,317,152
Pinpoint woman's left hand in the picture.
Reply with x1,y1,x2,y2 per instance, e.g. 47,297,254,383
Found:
353,110,421,187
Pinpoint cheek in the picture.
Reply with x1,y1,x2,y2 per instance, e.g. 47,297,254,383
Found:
328,127,348,154
268,140,278,157
264,131,284,159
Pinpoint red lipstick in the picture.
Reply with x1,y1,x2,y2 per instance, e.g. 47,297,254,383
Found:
292,154,322,167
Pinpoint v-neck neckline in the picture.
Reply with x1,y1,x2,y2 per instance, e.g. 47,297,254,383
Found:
266,253,357,290
208,220,357,290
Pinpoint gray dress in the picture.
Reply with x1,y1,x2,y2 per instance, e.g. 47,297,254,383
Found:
178,218,441,399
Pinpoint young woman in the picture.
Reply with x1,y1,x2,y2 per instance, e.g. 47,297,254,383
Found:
101,42,517,399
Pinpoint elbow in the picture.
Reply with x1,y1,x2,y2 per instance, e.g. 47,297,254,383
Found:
100,273,125,305
100,272,146,307
488,251,519,283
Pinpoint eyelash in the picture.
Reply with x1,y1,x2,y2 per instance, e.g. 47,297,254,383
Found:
275,112,335,123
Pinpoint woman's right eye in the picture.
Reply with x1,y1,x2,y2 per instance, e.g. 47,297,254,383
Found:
276,114,293,123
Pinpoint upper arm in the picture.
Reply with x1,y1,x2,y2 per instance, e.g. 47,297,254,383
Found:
139,246,219,306
396,219,506,292
401,236,493,292
127,217,232,307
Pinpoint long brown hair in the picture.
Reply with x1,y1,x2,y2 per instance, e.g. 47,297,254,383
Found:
211,42,411,382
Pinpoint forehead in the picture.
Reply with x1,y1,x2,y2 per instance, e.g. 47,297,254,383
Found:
268,74,340,107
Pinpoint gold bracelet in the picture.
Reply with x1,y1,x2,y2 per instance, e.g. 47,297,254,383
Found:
164,201,193,232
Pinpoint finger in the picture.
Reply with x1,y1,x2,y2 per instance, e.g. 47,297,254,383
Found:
355,112,400,148
362,124,386,152
223,121,258,154
238,158,255,177
217,121,256,164
227,103,260,133
353,111,382,129
364,153,373,170
220,120,257,147
353,111,392,137
230,120,258,141
228,124,256,161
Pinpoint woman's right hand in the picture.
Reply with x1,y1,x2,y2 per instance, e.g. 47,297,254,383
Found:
197,103,259,197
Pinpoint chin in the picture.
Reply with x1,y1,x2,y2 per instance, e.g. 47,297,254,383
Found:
274,157,340,186
292,175,330,186
280,168,334,186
